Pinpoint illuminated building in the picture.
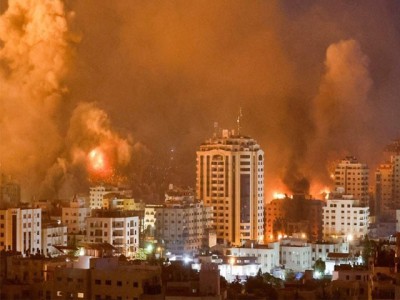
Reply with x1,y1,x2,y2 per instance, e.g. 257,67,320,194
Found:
280,238,312,272
0,207,41,253
334,156,369,207
322,194,369,240
227,241,279,274
41,221,67,256
375,142,400,221
89,185,132,209
155,200,214,255
143,204,162,239
196,129,264,245
62,195,91,245
86,211,140,256
102,193,145,211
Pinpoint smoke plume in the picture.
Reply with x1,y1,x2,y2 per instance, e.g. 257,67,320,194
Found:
0,0,134,200
1,0,400,200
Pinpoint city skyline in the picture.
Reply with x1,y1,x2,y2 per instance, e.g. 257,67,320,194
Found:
0,1,400,202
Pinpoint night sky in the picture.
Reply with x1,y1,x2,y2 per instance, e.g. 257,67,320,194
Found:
1,0,399,201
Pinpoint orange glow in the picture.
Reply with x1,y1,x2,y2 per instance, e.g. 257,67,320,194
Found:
273,192,286,199
88,148,106,171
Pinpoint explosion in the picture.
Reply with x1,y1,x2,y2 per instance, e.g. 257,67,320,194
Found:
88,148,107,173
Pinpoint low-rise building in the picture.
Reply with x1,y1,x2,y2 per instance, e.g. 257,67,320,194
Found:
280,238,312,272
86,210,140,256
42,221,67,256
331,264,371,300
227,241,279,274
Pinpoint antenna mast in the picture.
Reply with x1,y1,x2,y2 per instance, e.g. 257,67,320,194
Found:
237,107,243,135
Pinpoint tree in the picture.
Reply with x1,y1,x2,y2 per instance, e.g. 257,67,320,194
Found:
314,258,326,275
361,235,375,266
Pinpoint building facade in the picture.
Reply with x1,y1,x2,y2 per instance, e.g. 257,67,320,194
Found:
62,196,91,235
322,196,369,240
155,200,214,255
227,242,279,274
0,207,41,253
334,157,369,207
376,154,400,221
196,129,264,245
89,185,132,209
86,211,140,256
42,221,67,256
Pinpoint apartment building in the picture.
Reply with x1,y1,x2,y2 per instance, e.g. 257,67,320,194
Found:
42,221,67,256
196,129,264,245
89,185,132,209
155,200,214,255
334,157,369,207
86,211,140,256
227,241,279,274
323,194,369,240
0,207,41,253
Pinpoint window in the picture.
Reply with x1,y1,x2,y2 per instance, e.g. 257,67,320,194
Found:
133,281,138,287
95,279,101,285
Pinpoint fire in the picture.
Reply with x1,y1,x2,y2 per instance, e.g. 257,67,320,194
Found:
320,187,331,200
273,192,286,199
88,148,106,171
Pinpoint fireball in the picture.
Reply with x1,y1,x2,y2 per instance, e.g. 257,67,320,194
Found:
89,148,106,171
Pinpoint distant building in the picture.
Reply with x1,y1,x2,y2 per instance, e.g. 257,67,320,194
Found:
89,185,132,209
0,207,41,253
143,204,163,239
62,195,91,245
334,156,369,207
196,129,264,245
376,151,400,221
322,194,369,240
86,210,140,256
155,200,214,255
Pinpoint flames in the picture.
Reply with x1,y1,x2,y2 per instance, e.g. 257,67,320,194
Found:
273,192,287,199
88,148,107,172
87,148,113,181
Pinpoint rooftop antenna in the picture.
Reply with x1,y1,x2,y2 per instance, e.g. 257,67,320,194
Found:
237,107,243,136
213,121,219,137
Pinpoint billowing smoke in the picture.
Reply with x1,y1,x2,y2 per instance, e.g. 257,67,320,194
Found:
1,1,400,200
0,0,134,200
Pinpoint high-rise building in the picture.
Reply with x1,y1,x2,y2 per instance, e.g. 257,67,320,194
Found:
375,140,400,220
196,129,264,245
334,157,369,207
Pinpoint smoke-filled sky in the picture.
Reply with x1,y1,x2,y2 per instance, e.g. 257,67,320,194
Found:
1,0,399,201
